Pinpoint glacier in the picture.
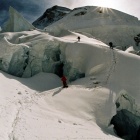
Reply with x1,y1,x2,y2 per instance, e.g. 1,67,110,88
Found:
2,6,35,32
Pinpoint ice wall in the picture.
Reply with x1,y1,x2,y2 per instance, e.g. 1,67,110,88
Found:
2,7,35,32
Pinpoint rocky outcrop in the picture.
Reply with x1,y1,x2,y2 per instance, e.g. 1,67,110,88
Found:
32,5,71,29
110,109,140,140
111,91,140,140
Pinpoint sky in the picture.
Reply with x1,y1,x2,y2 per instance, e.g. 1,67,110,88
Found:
0,0,140,26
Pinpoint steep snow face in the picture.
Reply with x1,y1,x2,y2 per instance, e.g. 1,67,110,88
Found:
2,7,35,32
32,5,71,29
44,6,140,47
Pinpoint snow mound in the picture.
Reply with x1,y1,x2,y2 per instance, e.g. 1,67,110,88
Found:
125,46,139,54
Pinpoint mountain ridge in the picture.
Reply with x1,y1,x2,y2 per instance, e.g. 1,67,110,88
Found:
32,5,71,29
33,5,140,29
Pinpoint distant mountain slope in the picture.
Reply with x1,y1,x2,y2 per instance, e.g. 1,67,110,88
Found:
43,6,140,47
47,6,140,28
32,5,71,29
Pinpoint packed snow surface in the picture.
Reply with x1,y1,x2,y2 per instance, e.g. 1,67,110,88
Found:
0,71,121,140
0,29,140,140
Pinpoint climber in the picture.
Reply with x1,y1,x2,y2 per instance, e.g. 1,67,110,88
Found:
61,75,68,88
77,36,80,42
109,42,114,49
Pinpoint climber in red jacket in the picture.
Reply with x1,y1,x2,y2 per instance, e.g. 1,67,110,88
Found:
61,75,68,88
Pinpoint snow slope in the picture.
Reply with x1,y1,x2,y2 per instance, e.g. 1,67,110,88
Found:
0,29,140,139
44,6,140,47
0,71,122,140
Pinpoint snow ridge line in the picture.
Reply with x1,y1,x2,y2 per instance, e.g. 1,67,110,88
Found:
105,49,117,85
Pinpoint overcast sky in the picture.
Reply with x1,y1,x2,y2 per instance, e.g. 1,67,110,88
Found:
0,0,140,26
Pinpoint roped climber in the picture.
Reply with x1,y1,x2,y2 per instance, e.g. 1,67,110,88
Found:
109,42,114,49
77,36,80,42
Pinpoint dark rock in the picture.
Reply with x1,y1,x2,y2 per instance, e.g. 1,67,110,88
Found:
136,126,140,140
32,5,71,29
110,109,140,140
